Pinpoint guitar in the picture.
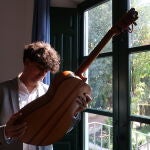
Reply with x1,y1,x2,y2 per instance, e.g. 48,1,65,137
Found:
15,8,138,146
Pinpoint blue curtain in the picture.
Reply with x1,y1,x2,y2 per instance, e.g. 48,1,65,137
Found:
32,0,51,84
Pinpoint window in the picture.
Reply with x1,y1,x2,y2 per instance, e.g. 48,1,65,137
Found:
79,0,150,149
83,1,113,150
129,0,150,149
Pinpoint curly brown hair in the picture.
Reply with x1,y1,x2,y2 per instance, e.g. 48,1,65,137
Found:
23,41,60,73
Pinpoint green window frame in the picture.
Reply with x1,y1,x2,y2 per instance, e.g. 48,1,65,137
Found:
77,0,150,150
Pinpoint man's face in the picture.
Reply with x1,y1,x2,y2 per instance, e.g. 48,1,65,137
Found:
24,60,48,82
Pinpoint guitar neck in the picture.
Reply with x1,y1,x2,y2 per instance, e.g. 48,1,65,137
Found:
75,8,138,78
75,28,115,77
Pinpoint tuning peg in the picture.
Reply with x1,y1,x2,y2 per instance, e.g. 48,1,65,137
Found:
130,8,138,21
133,21,137,26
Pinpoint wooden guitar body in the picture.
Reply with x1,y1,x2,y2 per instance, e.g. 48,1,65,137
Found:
16,71,91,145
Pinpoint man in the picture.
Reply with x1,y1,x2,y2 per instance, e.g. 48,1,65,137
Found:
0,41,92,150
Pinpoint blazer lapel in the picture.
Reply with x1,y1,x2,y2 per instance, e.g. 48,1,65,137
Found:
10,77,20,113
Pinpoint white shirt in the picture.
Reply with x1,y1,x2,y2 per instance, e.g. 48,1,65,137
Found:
18,78,49,150
18,79,39,109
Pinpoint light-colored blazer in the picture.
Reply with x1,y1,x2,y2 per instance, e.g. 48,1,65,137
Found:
0,77,53,150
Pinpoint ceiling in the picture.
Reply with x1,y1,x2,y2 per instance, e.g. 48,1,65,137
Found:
50,0,85,8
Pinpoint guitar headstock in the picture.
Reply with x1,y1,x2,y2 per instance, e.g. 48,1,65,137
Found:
113,8,138,34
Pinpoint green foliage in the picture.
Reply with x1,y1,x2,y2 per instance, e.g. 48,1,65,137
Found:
88,57,112,110
129,0,150,47
88,1,112,53
130,52,150,115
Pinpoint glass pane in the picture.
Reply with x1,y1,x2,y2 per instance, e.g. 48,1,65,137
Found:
130,51,150,117
84,113,113,150
131,121,150,150
87,57,112,111
129,0,150,47
84,0,112,55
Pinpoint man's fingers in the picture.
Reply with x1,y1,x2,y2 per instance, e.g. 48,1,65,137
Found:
75,93,93,114
76,97,87,109
7,112,22,125
5,122,27,138
11,125,27,138
84,93,92,103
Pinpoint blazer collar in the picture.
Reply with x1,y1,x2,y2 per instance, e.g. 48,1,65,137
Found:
10,77,20,113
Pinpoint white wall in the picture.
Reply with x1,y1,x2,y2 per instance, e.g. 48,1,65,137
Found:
0,0,33,82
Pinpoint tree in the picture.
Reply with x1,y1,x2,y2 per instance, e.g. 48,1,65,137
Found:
87,1,113,111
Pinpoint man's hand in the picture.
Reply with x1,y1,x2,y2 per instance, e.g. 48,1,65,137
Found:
5,112,27,139
74,93,92,115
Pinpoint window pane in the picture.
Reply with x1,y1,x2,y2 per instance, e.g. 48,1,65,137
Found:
84,0,112,55
130,51,150,117
129,0,150,47
84,113,113,150
88,57,112,111
131,121,150,150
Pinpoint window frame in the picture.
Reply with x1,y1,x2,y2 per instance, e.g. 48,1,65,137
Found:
77,0,150,150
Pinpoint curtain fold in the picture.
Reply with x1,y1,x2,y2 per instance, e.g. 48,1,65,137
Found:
32,0,51,84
